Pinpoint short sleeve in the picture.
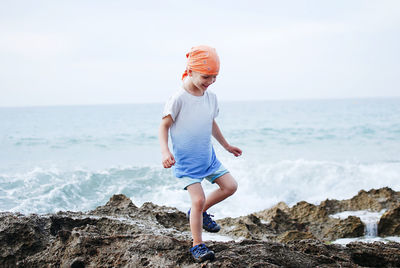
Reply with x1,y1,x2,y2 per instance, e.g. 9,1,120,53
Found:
163,95,181,121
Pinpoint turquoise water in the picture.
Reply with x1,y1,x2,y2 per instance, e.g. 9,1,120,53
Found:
1,98,400,218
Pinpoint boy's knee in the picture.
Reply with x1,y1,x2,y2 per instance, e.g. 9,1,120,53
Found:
192,196,206,210
225,180,238,196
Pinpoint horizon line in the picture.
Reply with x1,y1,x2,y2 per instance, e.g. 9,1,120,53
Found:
1,95,399,109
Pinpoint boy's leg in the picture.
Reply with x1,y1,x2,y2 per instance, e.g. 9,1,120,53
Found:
203,173,237,212
187,182,206,246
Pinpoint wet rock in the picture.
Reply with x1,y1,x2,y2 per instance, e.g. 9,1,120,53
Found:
240,187,400,242
50,215,98,236
1,189,400,267
319,199,342,215
347,242,400,267
139,202,189,231
277,230,315,243
217,214,273,240
266,208,304,234
70,257,85,268
287,239,349,265
232,199,364,242
92,193,138,217
218,205,308,242
326,187,400,214
0,213,49,267
322,216,365,241
255,201,290,220
290,201,329,224
378,206,400,237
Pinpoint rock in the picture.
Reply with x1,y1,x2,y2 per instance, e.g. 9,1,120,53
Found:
247,187,400,242
92,193,138,217
0,213,49,267
337,187,400,213
277,230,316,243
290,201,329,224
378,206,400,237
218,203,307,242
217,214,273,240
322,216,365,241
319,199,341,215
255,201,290,220
266,207,304,234
70,257,85,268
1,189,400,267
289,239,400,267
139,202,189,231
220,188,400,242
346,242,400,267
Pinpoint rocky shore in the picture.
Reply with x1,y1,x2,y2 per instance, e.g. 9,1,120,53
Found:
1,187,400,267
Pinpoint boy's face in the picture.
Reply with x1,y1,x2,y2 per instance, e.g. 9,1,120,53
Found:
190,71,217,92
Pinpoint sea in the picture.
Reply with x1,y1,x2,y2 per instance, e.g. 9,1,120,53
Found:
1,98,400,224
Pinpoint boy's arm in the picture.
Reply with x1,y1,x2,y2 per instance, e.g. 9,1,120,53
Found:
159,115,176,168
212,120,242,157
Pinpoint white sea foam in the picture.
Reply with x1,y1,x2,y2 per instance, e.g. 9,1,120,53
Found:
193,157,400,219
1,159,400,218
1,100,400,220
202,232,236,242
333,236,400,245
329,210,400,244
330,210,386,237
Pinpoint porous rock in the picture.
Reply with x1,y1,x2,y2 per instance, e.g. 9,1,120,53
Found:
218,187,399,242
1,189,400,267
378,206,400,237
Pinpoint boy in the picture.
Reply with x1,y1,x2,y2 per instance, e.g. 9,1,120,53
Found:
159,45,242,263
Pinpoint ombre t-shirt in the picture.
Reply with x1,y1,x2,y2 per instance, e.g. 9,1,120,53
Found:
163,88,221,179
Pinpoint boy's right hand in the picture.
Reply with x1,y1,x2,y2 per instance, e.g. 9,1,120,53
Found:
162,151,176,168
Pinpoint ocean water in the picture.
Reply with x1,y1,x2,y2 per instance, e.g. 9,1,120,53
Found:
1,98,400,220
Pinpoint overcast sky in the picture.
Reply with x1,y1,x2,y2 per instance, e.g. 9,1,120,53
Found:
0,0,399,107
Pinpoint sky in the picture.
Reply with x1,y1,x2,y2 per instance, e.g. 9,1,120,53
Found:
0,0,399,107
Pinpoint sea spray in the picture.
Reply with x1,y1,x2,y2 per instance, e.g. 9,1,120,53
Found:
330,210,386,237
1,99,400,217
1,160,399,218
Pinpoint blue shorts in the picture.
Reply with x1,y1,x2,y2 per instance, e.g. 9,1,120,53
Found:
179,165,230,190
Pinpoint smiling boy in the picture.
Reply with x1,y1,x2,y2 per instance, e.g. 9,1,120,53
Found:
159,45,242,263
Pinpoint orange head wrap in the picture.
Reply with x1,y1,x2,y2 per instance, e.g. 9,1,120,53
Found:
181,45,220,80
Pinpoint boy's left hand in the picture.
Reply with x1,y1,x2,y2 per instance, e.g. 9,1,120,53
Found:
226,145,242,157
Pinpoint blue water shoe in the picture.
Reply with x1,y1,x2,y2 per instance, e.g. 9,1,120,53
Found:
187,209,221,233
190,243,215,263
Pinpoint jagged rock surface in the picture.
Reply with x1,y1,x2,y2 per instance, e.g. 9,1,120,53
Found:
1,188,400,267
378,206,400,237
218,187,399,242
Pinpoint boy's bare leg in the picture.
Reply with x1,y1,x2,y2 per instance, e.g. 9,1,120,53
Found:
202,173,237,212
187,183,206,246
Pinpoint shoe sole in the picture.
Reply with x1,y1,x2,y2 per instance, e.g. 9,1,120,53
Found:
194,251,215,263
204,227,221,233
